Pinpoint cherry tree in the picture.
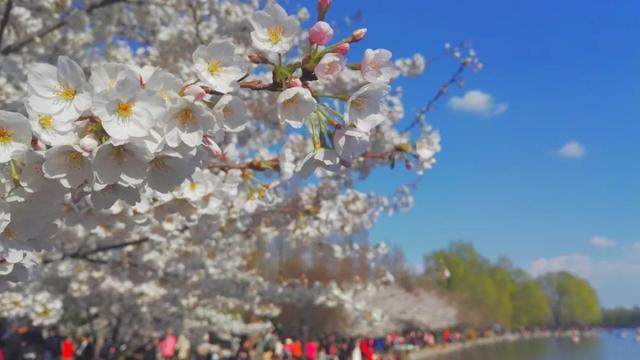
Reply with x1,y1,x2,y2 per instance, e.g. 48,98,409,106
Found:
0,0,481,337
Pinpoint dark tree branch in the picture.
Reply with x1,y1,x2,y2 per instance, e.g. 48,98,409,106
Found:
42,237,150,264
402,63,467,133
1,0,127,55
0,0,13,50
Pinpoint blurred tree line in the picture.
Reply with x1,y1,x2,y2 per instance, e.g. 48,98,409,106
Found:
423,242,601,329
601,307,640,328
246,238,602,332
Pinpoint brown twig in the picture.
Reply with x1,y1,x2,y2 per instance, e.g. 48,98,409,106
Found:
0,0,13,50
42,237,150,264
402,62,467,133
1,0,127,55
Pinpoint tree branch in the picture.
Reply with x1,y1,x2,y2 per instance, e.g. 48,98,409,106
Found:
42,237,150,264
0,0,13,50
402,62,467,133
1,0,127,55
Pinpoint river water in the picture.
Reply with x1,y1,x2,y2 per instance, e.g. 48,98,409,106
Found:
431,331,640,360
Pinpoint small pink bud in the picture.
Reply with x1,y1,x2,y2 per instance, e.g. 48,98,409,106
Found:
405,159,414,171
79,135,99,153
288,78,303,88
183,84,206,101
336,43,350,55
352,28,368,42
31,137,45,151
308,21,334,46
318,0,332,9
317,0,332,20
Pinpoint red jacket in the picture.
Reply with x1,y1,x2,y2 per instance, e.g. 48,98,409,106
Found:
61,339,74,357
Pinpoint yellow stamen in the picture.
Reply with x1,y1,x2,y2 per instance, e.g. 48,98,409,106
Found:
151,158,168,173
208,61,223,76
2,226,16,240
38,115,53,130
64,152,84,169
56,85,76,101
177,108,195,126
0,128,12,144
223,105,234,119
106,79,117,90
189,181,198,190
111,146,128,163
351,97,369,111
116,101,134,118
268,25,285,44
282,95,299,109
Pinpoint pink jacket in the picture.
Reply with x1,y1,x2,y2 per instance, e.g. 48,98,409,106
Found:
161,335,177,357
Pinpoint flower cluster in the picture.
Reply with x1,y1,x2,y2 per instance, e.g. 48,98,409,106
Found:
0,0,479,335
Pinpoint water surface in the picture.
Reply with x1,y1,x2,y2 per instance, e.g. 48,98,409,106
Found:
432,331,640,360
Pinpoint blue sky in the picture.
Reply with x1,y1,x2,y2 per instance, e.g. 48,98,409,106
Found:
286,0,640,306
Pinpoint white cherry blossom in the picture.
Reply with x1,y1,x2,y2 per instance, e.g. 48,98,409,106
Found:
25,104,76,146
277,87,317,128
214,95,248,132
295,149,341,179
147,151,195,194
93,79,166,142
315,53,345,82
43,145,93,188
345,83,389,132
0,110,32,163
334,128,370,163
361,49,400,84
93,141,151,186
27,56,92,121
192,40,247,93
249,3,300,54
164,99,216,148
90,63,132,93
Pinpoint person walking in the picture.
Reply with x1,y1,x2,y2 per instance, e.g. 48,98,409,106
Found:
160,329,177,360
175,332,191,360
75,334,95,360
60,336,74,360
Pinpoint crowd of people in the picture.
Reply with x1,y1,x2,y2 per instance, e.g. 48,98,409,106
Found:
0,322,499,360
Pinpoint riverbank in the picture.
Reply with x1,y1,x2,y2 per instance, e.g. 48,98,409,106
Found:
412,330,597,359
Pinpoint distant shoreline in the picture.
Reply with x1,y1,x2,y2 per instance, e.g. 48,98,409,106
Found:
412,330,597,359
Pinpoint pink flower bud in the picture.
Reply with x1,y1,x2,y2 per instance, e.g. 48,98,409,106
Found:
183,84,206,101
308,21,334,46
318,0,332,20
336,43,350,55
31,137,45,151
288,78,303,88
352,28,368,42
79,135,99,153
318,0,332,9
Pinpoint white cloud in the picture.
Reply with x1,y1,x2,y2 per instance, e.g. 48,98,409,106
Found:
447,90,508,117
530,254,592,278
590,236,617,248
557,141,586,158
529,252,640,306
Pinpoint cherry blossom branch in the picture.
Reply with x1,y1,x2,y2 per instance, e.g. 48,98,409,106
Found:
1,0,127,55
187,1,205,45
238,79,280,92
209,157,280,173
0,0,13,50
402,62,467,133
42,237,150,264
